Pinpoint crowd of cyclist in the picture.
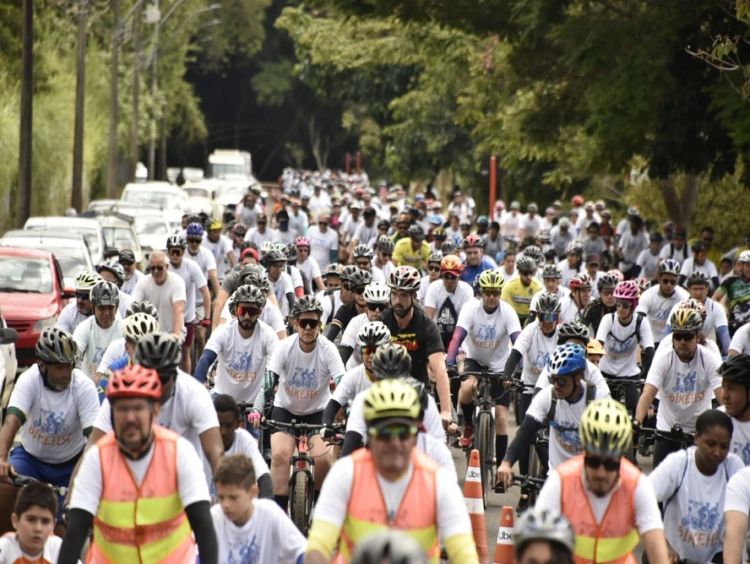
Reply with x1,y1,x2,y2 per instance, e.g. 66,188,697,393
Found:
1,167,750,562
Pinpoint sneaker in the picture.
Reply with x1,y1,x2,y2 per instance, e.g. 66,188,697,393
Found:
459,424,474,448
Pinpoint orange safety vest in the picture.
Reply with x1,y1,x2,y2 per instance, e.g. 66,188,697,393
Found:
335,448,440,563
87,425,196,564
559,454,641,564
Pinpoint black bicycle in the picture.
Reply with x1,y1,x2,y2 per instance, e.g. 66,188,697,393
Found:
495,473,546,513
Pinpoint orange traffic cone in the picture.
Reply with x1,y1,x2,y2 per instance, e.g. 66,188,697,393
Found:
463,449,489,563
493,506,515,564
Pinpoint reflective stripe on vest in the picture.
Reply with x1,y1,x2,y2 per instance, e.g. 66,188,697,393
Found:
336,449,440,563
87,425,196,564
559,454,640,564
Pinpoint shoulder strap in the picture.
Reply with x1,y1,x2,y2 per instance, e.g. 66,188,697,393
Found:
634,312,644,344
545,390,557,425
662,450,690,516
585,383,596,404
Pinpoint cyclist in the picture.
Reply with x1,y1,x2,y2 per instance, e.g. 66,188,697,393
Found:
513,508,575,564
713,250,750,335
372,235,395,282
559,241,584,288
244,214,277,249
660,225,691,266
118,249,144,295
305,378,479,564
195,285,279,401
57,271,102,334
535,398,668,563
718,354,750,465
528,264,568,323
295,236,325,292
349,206,379,254
96,311,159,380
0,328,98,519
417,250,443,303
185,222,220,354
637,258,689,346
635,308,723,466
669,271,730,355
635,231,664,282
501,256,542,325
729,320,750,356
723,449,750,560
308,212,339,270
338,283,390,367
649,409,743,563
352,244,381,281
559,273,593,325
0,483,62,562
596,280,654,413
249,295,345,512
203,219,236,280
60,366,218,564
392,224,430,271
95,260,134,318
424,254,474,349
581,271,619,334
679,240,719,290
73,281,124,381
497,344,609,486
132,250,186,339
218,270,288,338
323,267,372,342
380,266,453,427
447,269,521,464
459,234,495,284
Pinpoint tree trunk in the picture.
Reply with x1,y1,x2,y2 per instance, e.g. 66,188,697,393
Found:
658,174,699,230
106,0,120,198
17,0,33,227
71,0,88,211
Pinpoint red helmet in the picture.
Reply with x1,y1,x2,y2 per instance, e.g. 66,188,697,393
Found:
107,365,162,401
569,273,593,291
571,195,585,207
462,233,485,249
440,254,464,274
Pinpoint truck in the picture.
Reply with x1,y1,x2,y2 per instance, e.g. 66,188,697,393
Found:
207,149,253,180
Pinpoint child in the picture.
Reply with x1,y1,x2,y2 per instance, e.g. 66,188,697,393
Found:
211,455,306,564
0,483,61,564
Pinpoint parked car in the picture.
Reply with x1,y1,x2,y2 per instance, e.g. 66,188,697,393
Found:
24,216,106,264
0,247,73,367
95,213,145,266
0,325,18,421
0,230,95,288
120,181,188,231
182,181,224,218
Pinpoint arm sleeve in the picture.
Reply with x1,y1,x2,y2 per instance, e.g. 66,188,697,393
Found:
446,327,468,365
504,416,544,465
717,325,731,356
503,349,523,380
257,474,274,499
57,509,94,564
185,501,218,564
322,399,342,426
194,350,218,384
252,370,280,413
640,347,655,379
340,431,364,457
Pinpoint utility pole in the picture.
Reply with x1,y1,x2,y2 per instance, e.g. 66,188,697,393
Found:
71,0,89,211
130,0,142,181
106,0,120,197
147,0,160,180
17,0,33,227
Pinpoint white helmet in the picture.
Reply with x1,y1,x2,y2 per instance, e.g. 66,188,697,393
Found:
123,313,160,342
363,283,391,304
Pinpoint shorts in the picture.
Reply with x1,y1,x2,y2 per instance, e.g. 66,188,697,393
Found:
269,406,323,435
463,358,510,407
195,305,205,322
184,322,196,348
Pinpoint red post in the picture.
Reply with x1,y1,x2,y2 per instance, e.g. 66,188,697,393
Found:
344,153,351,174
355,151,362,174
489,155,497,220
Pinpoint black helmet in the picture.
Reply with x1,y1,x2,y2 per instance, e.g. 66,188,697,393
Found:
536,292,562,315
91,280,120,307
263,247,287,264
558,321,590,344
340,265,361,283
407,224,425,241
35,327,78,364
96,260,126,285
719,354,750,387
126,300,158,320
371,343,412,380
687,271,711,287
348,268,373,288
597,272,620,292
136,331,181,370
350,531,428,564
516,255,537,274
230,284,267,309
238,264,265,286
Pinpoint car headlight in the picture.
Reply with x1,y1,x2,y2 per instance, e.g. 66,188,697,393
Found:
33,316,58,332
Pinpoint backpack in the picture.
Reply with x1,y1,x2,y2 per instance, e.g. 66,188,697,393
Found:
605,311,645,347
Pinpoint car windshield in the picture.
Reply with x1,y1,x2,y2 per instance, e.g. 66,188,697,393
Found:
183,188,210,199
134,216,168,235
211,163,245,177
0,257,53,293
1,239,89,282
123,190,180,209
102,227,138,251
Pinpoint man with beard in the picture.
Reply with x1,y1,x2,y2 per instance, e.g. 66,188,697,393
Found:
380,266,453,428
194,285,278,402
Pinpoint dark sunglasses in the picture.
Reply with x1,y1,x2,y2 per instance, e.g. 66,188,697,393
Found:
150,265,166,272
237,304,261,317
75,291,91,300
344,284,365,294
298,318,320,330
673,332,696,342
538,313,558,322
584,455,620,472
482,290,501,298
442,273,458,281
367,303,388,312
319,222,329,226
187,238,202,244
616,300,632,309
551,375,572,387
661,278,677,285
168,248,183,256
429,266,441,273
119,260,134,267
368,424,418,441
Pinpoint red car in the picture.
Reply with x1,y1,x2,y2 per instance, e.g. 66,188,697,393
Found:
0,247,73,367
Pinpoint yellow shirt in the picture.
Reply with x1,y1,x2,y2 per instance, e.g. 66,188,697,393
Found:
501,277,542,318
393,238,431,270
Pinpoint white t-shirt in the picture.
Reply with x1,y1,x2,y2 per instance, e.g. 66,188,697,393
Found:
417,432,457,481
680,257,718,284
96,337,127,374
666,298,727,345
220,300,286,335
170,258,207,323
456,299,521,372
307,226,339,269
318,290,343,326
244,227,279,249
205,319,279,402
649,447,743,563
352,222,378,246
724,466,750,515
558,294,586,325
535,359,610,396
57,302,89,334
636,249,661,282
297,257,322,288
9,366,99,463
637,285,690,343
340,313,371,370
729,323,750,355
722,409,750,466
202,234,234,279
270,272,295,317
73,317,124,380
332,364,371,406
186,245,218,278
425,280,475,333
211,500,306,564
559,262,582,290
660,243,692,266
656,334,722,359
95,371,219,478
525,385,609,469
512,322,558,386
207,428,270,499
268,335,345,415
132,272,187,334
312,455,471,541
529,286,569,313
346,390,445,442
645,345,722,433
121,268,146,295
69,433,210,514
0,532,62,564
596,313,653,377
537,463,663,535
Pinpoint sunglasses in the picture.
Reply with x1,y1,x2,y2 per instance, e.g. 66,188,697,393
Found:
661,278,677,286
584,455,620,472
187,238,202,244
600,289,614,296
616,300,632,309
442,273,458,281
538,313,558,322
673,332,696,342
482,290,501,298
168,248,183,256
367,303,387,312
237,304,261,317
119,260,134,267
150,265,166,272
344,284,365,295
298,318,320,330
551,376,572,387
368,424,418,441
429,266,441,273
75,291,91,300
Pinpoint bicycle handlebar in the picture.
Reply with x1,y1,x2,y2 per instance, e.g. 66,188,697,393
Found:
263,419,344,433
637,425,695,444
9,469,67,496
495,473,546,494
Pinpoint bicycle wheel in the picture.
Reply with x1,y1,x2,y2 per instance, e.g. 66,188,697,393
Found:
474,411,494,506
513,389,522,426
290,470,314,535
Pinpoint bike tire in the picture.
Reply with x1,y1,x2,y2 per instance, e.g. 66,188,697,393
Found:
513,389,522,426
529,434,548,482
474,411,494,507
290,470,314,535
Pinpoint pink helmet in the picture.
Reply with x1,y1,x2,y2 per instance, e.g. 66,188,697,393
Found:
613,280,640,306
294,236,310,248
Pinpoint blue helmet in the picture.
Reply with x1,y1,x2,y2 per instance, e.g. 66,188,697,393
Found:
548,344,586,377
186,222,204,238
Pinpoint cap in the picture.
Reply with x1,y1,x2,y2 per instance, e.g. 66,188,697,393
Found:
510,201,521,210
691,240,706,252
649,232,663,242
586,254,601,265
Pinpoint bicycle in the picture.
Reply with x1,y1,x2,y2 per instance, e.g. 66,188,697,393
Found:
637,424,695,451
494,473,546,513
262,419,343,535
0,471,68,534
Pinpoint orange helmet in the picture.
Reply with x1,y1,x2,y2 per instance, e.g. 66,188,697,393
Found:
440,254,464,274
107,365,162,401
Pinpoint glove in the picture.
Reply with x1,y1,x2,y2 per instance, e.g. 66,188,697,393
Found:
320,426,335,440
247,411,261,429
200,319,211,328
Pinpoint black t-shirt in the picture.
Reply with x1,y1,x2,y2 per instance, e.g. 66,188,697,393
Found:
582,299,616,335
381,306,444,383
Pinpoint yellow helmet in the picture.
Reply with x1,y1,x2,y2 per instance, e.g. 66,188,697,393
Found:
208,219,223,231
363,379,421,424
669,308,703,333
579,398,632,458
479,269,505,290
586,339,606,357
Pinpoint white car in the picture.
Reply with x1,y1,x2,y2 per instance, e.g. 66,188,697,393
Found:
182,181,224,218
24,216,106,264
120,182,189,231
96,214,145,267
